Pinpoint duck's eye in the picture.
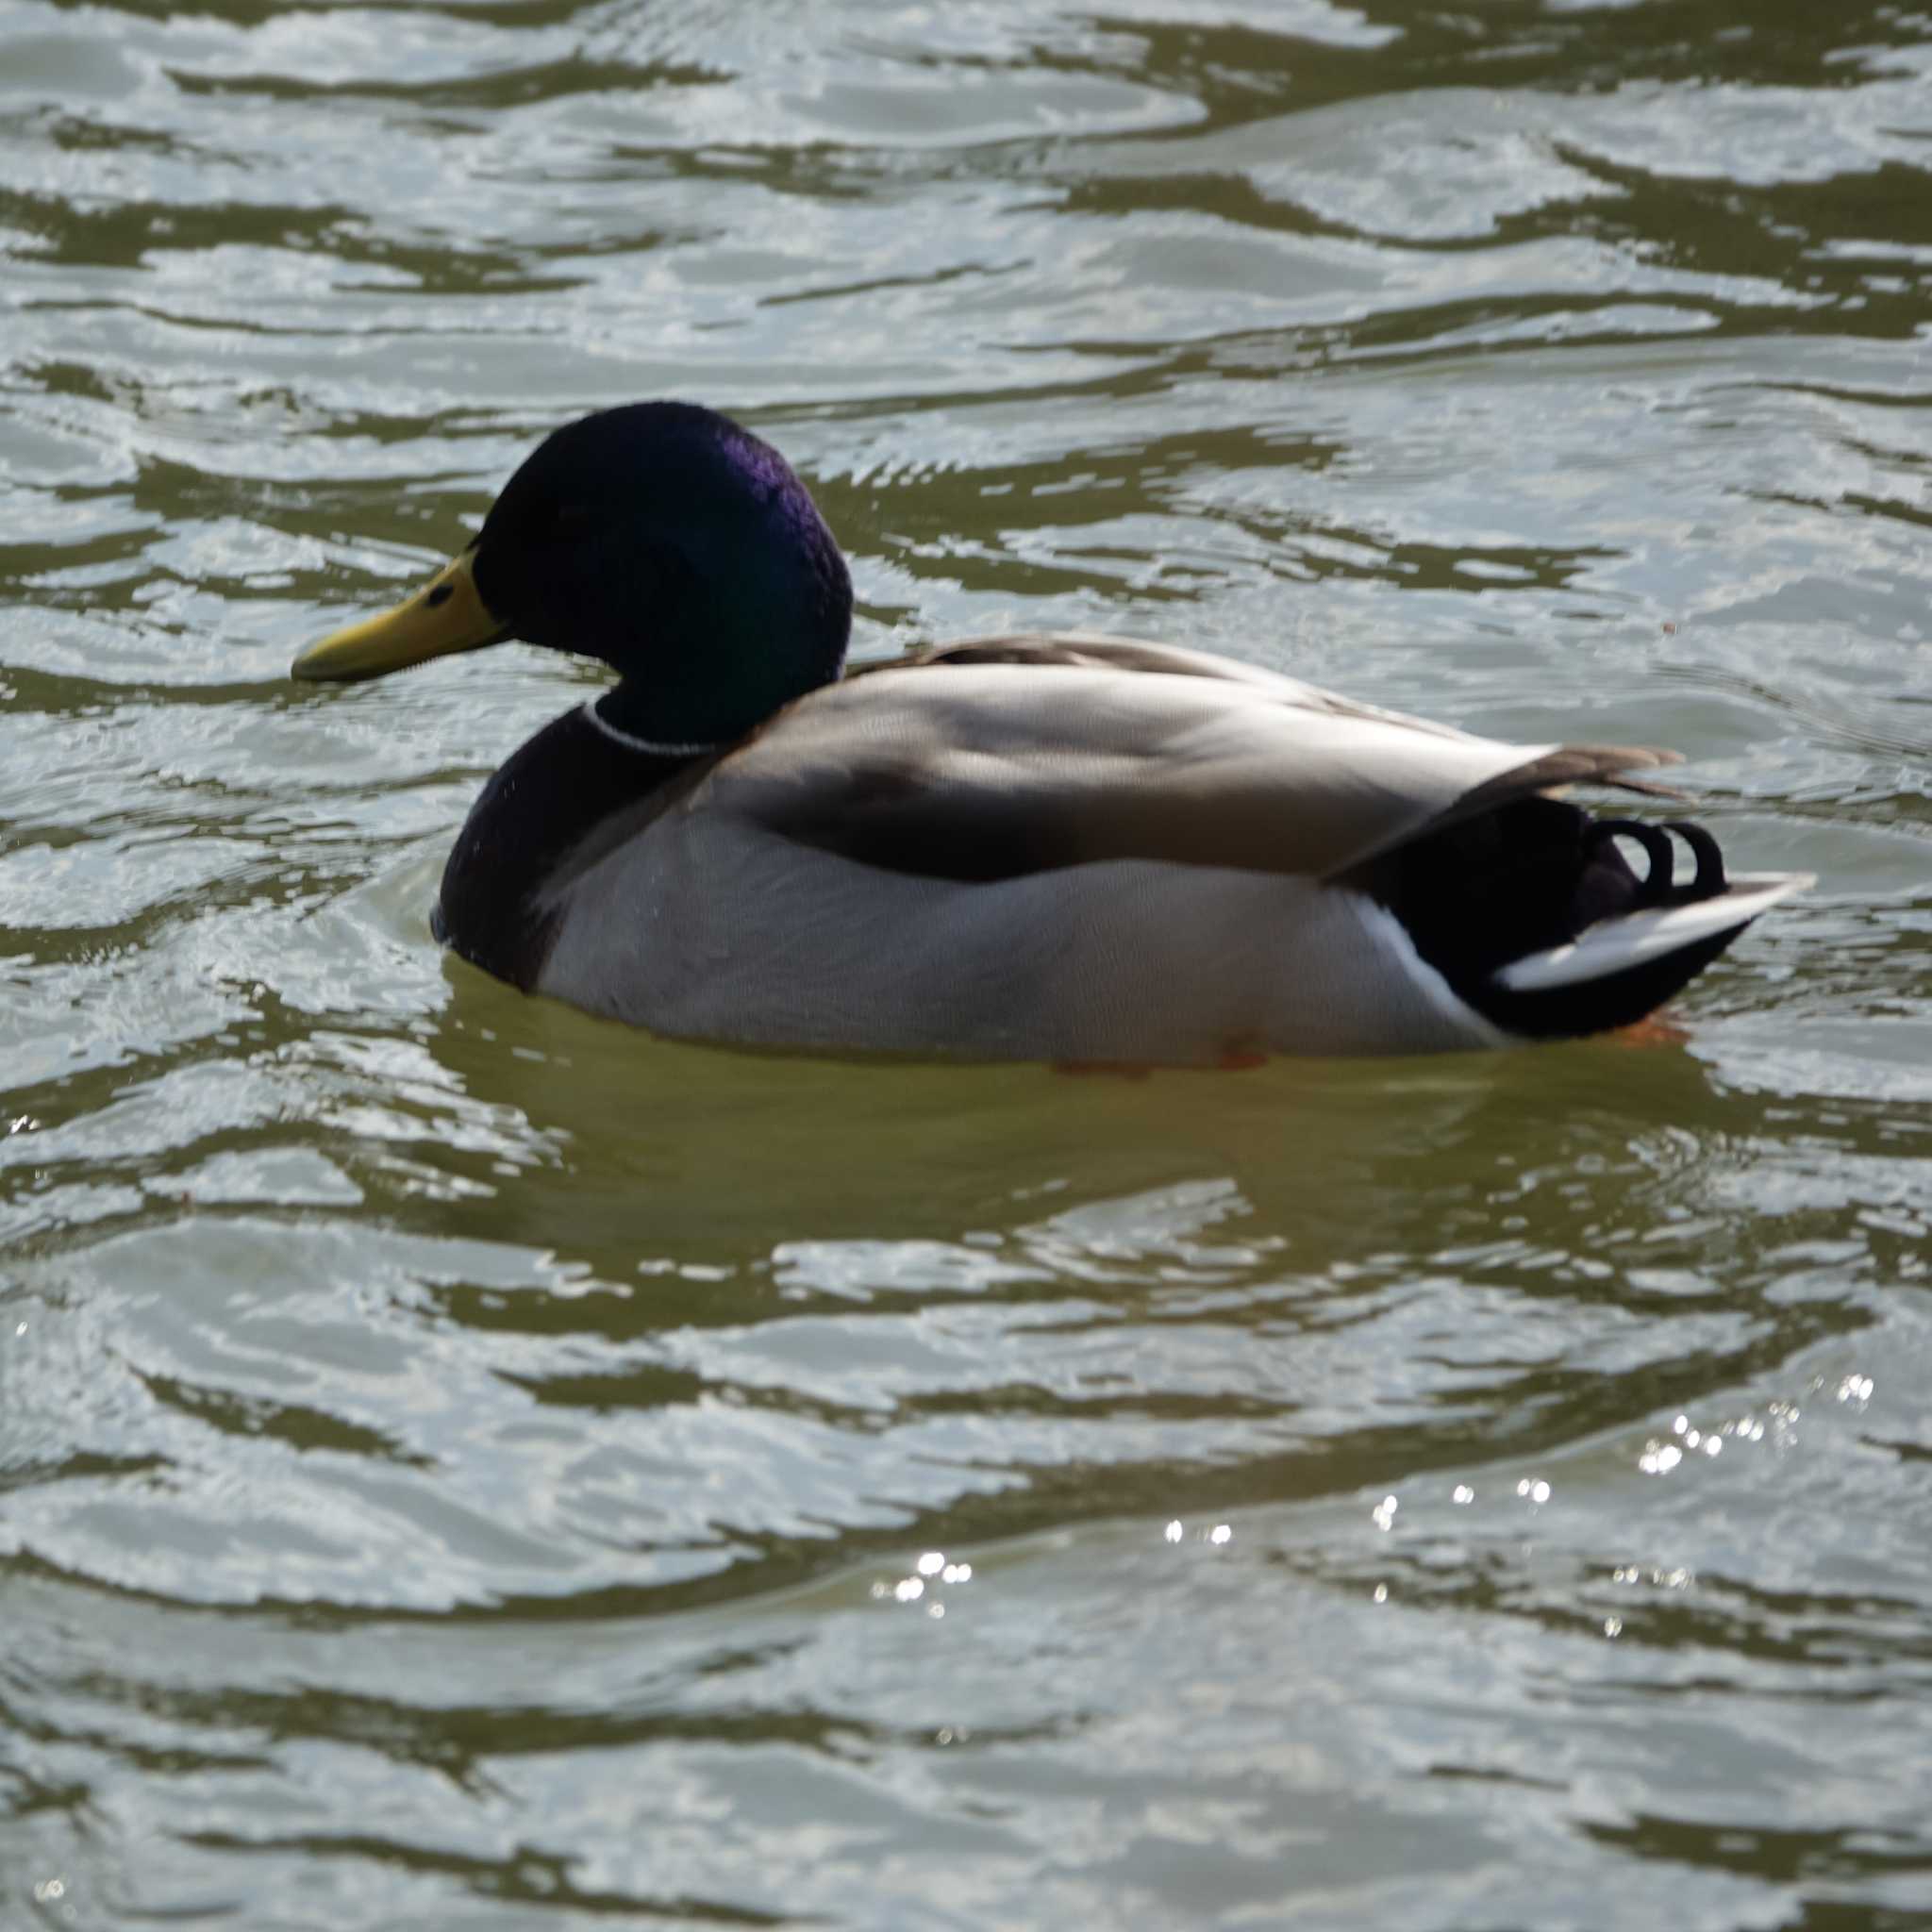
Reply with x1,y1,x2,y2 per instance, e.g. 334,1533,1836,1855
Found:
550,503,593,535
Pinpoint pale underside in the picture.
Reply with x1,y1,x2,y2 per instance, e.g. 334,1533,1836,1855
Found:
526,638,1628,1061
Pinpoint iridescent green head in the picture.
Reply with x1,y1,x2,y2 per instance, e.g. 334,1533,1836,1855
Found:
292,403,854,745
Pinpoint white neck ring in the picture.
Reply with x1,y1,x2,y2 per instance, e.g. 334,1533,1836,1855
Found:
583,700,721,758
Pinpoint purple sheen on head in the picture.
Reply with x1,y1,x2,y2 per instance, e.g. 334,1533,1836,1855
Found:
473,401,853,742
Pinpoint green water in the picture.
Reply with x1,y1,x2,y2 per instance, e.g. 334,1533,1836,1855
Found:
3,2,1931,1925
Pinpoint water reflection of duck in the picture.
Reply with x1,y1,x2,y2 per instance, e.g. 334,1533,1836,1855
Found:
292,403,1807,1064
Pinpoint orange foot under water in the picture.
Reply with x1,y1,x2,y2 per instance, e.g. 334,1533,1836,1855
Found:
1607,1012,1691,1049
1052,1047,1270,1077
1051,1023,1687,1074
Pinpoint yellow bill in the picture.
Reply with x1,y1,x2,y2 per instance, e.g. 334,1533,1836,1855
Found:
291,549,510,682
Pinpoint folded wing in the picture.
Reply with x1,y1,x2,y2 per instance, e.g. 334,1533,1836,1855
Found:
706,635,1679,884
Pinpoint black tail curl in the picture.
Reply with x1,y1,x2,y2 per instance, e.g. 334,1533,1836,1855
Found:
1348,797,1747,1041
1589,818,1727,908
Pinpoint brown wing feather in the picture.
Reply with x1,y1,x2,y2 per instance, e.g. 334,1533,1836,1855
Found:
706,649,1683,888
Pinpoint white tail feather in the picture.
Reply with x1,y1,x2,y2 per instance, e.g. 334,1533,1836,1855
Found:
1496,873,1814,992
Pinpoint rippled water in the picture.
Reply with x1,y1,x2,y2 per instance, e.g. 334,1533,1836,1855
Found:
3,2,1931,1924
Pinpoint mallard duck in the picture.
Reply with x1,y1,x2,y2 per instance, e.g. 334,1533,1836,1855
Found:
291,402,1808,1062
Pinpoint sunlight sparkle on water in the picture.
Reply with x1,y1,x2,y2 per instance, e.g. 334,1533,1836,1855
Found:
1642,1408,1773,1474
1371,1495,1398,1531
874,1555,973,1605
1615,1564,1696,1591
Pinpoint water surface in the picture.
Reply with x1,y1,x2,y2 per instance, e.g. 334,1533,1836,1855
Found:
3,2,1931,1925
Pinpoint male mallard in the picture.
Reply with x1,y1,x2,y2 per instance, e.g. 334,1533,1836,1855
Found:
292,403,1807,1062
